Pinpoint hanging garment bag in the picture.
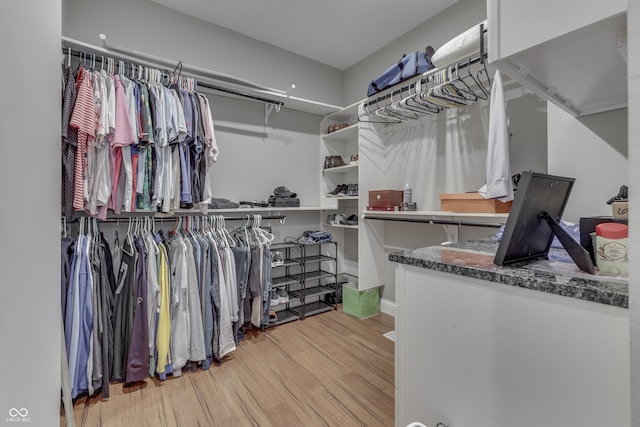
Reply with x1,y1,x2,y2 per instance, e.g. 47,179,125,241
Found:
367,47,435,97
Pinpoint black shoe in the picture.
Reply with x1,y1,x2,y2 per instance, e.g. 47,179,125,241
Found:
345,214,359,225
346,184,357,197
326,185,345,197
336,184,349,197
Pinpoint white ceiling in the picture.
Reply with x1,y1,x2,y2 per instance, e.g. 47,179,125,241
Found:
150,0,459,70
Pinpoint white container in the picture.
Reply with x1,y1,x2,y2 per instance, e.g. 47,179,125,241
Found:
404,183,412,204
595,222,628,276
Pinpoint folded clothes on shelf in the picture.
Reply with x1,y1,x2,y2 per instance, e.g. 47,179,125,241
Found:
286,230,333,244
208,198,240,209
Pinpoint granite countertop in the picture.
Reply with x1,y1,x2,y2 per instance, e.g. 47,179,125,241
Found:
389,240,628,309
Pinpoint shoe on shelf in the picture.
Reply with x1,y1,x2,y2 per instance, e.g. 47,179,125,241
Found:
269,310,278,323
349,154,359,165
332,213,347,225
327,123,349,134
329,155,346,168
271,289,280,306
326,214,336,224
345,214,359,226
346,183,358,197
277,288,289,304
336,185,349,197
323,156,331,169
326,184,346,197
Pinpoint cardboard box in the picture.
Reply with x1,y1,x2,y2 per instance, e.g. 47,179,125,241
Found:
440,192,512,213
369,190,404,208
612,201,628,219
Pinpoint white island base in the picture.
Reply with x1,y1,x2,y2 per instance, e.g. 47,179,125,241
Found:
395,263,629,427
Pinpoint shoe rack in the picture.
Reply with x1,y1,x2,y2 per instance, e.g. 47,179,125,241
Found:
320,101,361,278
266,241,338,328
267,242,304,328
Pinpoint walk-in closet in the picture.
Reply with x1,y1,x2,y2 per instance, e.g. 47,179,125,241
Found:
1,0,638,426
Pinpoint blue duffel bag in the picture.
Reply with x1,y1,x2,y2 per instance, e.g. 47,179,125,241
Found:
367,46,435,97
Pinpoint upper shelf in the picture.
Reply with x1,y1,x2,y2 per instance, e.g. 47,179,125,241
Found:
488,3,627,117
363,210,509,224
321,124,358,142
324,101,361,123
323,164,358,174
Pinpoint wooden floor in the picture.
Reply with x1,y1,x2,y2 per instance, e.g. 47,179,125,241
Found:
62,307,395,427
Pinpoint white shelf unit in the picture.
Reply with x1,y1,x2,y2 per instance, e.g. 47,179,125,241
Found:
320,101,362,279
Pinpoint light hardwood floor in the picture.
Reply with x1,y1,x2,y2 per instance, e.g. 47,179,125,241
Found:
62,307,395,427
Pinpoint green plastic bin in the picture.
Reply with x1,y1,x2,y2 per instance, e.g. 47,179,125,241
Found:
342,282,380,319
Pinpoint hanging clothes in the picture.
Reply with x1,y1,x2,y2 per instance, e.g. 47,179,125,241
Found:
125,237,150,383
63,59,219,218
62,67,78,222
111,235,137,383
478,70,513,202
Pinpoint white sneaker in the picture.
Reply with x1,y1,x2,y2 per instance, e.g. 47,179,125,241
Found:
277,288,289,304
271,289,280,306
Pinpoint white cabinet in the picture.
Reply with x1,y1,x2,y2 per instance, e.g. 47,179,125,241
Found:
488,0,627,116
395,264,630,427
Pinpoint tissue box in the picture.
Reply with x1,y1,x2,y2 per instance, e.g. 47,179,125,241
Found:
440,192,512,213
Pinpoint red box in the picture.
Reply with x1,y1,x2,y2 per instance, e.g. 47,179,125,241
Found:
366,205,400,212
369,190,404,208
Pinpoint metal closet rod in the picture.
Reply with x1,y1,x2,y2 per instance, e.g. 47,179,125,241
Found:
65,214,287,223
63,48,284,108
364,215,503,229
362,51,488,109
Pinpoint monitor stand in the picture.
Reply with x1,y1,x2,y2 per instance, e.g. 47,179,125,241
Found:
540,211,595,274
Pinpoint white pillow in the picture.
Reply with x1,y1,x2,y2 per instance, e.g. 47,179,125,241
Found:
431,20,487,68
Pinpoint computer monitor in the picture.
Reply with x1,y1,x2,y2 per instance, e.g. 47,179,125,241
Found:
494,171,595,274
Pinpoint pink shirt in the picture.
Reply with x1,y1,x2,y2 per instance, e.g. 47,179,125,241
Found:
110,76,135,148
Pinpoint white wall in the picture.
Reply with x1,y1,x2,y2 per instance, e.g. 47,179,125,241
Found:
547,103,628,223
628,2,640,425
205,93,321,206
343,0,487,105
63,0,344,106
0,2,61,427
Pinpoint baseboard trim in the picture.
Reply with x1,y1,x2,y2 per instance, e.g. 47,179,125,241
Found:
380,298,397,317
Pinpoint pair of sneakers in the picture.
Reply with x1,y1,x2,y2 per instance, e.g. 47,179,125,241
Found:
270,288,290,306
328,213,358,226
326,183,358,197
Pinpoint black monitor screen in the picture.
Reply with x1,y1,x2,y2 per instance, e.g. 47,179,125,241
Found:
494,171,575,266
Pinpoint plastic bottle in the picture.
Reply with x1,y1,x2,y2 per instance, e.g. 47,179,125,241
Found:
404,183,412,204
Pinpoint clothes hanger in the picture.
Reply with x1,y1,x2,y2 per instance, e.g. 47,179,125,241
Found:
405,79,441,114
460,57,490,100
367,98,404,123
388,89,421,120
449,63,479,102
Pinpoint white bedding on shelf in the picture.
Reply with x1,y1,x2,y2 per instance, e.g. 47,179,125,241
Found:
431,20,487,68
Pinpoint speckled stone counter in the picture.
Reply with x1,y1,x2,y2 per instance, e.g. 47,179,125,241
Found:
389,240,628,308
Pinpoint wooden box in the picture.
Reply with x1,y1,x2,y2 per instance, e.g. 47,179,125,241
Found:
440,192,512,213
369,190,404,208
